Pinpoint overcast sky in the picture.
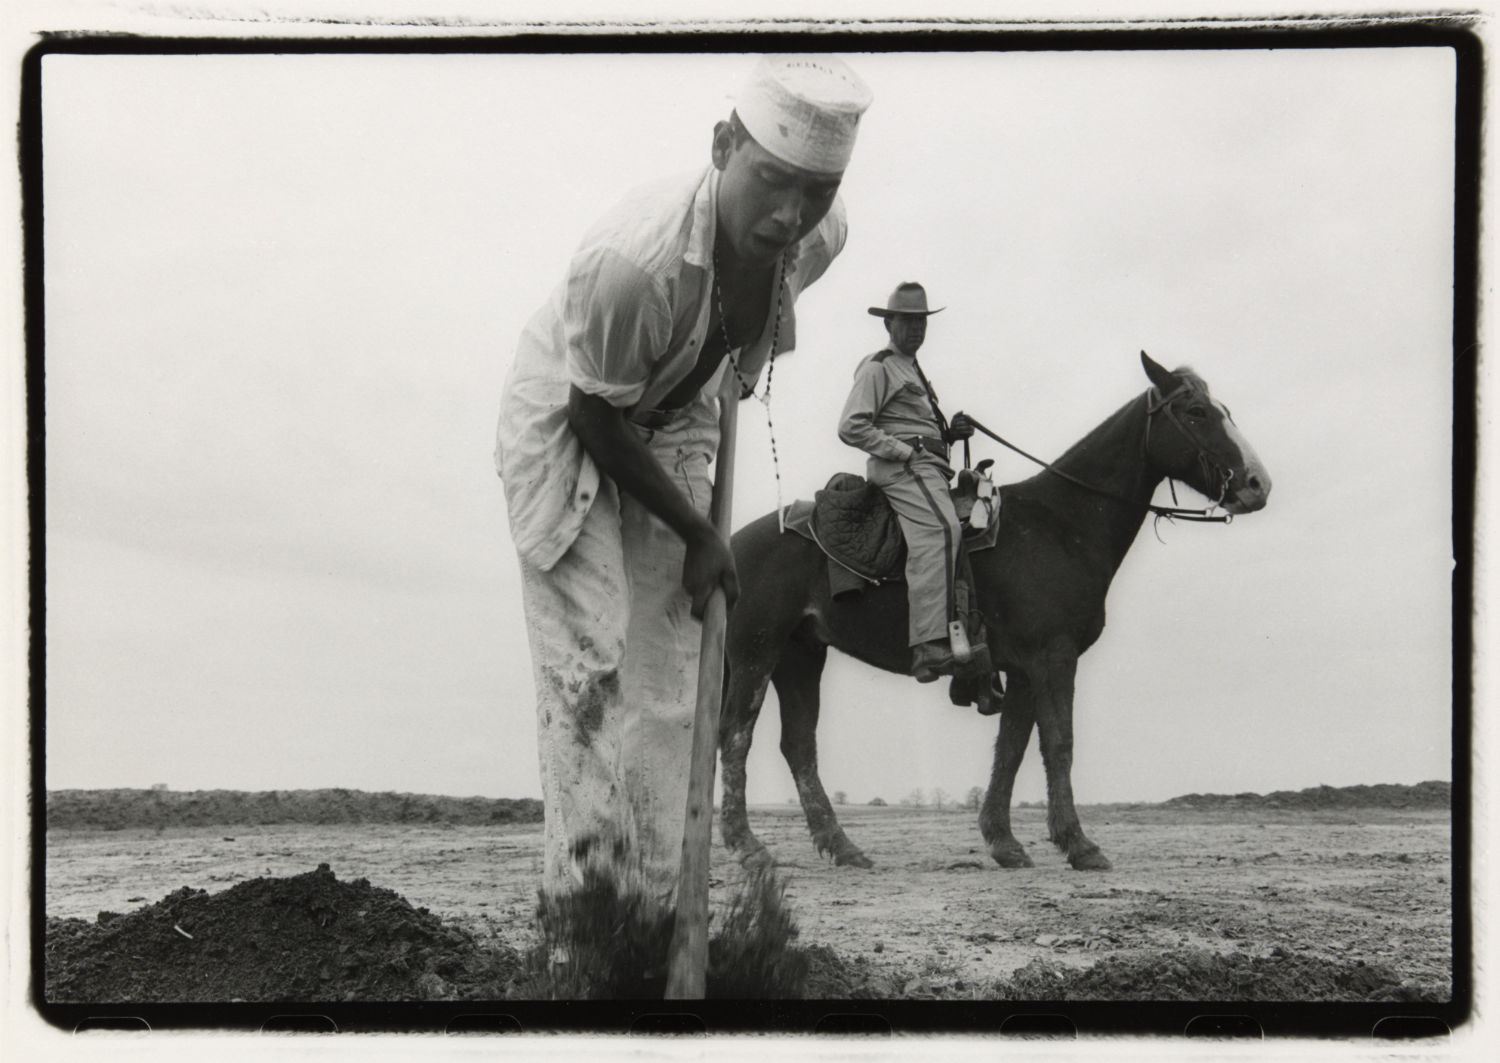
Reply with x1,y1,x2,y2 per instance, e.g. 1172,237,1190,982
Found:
39,44,1458,807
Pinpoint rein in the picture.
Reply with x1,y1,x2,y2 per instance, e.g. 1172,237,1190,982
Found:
961,395,1234,525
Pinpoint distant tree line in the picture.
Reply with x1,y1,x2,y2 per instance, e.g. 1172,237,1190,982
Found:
46,789,544,830
838,786,988,809
809,781,1448,814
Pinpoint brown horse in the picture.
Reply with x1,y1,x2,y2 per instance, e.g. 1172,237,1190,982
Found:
718,352,1272,871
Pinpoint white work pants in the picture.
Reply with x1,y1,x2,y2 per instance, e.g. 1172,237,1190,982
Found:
517,400,719,903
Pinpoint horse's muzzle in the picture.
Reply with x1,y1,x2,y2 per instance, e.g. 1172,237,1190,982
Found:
1223,468,1272,514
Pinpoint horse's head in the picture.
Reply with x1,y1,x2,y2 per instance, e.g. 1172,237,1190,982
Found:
1140,351,1271,515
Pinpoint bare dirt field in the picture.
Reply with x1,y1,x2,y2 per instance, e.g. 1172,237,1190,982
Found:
43,797,1452,1004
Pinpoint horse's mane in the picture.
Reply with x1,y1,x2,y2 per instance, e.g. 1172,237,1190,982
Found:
1045,364,1209,472
1172,365,1211,396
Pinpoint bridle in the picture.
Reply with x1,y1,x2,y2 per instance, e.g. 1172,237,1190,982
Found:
1143,381,1237,517
960,383,1235,525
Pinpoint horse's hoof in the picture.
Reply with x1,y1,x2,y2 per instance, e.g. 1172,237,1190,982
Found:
1069,848,1112,871
988,841,1034,869
834,849,874,869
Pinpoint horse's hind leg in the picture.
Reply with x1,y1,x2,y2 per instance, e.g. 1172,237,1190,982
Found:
719,649,777,871
773,635,873,869
980,672,1038,868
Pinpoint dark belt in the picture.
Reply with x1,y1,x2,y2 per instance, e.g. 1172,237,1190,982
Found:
630,406,684,430
902,436,950,460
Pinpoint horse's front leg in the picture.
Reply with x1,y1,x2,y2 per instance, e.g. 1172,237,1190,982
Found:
774,642,873,869
1032,639,1111,871
719,657,777,871
979,672,1037,868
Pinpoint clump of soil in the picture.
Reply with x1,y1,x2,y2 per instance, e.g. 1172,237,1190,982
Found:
801,945,906,998
708,868,811,998
45,864,522,1003
48,858,821,1003
995,948,1446,1002
514,838,810,999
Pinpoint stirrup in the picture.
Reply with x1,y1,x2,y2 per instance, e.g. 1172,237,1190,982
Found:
975,673,1005,715
948,670,1005,715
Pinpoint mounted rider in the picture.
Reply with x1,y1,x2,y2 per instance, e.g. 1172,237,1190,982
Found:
837,282,976,682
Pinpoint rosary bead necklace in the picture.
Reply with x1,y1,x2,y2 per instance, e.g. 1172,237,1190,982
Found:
714,245,788,530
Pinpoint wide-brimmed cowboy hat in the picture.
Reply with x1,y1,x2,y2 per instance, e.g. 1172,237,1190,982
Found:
868,282,945,317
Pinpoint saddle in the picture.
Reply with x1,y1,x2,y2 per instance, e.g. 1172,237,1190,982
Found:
808,472,905,584
785,465,1001,596
783,465,1004,714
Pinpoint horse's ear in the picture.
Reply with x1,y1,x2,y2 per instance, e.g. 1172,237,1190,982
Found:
1140,350,1175,392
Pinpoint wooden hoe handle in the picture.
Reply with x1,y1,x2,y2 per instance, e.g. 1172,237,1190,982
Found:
665,395,738,1000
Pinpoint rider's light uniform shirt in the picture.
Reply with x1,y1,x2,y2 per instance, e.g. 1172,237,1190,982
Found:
837,343,943,462
496,166,847,571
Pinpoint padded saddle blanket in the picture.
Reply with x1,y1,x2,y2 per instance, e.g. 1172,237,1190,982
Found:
783,471,1001,599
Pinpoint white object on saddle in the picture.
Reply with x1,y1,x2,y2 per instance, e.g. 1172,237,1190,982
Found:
967,476,998,531
948,620,973,665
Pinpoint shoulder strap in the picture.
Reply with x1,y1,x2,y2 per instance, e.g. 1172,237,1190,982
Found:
911,358,950,439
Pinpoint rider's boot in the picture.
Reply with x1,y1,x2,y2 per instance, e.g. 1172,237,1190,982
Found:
912,639,958,683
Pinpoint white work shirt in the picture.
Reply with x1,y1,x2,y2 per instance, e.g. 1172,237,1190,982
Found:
496,165,847,570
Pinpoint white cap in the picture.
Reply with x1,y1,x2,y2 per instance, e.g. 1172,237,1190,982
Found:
734,55,873,175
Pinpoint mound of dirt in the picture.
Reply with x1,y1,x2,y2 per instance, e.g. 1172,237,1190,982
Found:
1162,781,1449,812
46,860,825,1003
996,948,1445,1003
512,840,817,1000
46,789,543,831
45,864,522,1003
802,945,910,998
